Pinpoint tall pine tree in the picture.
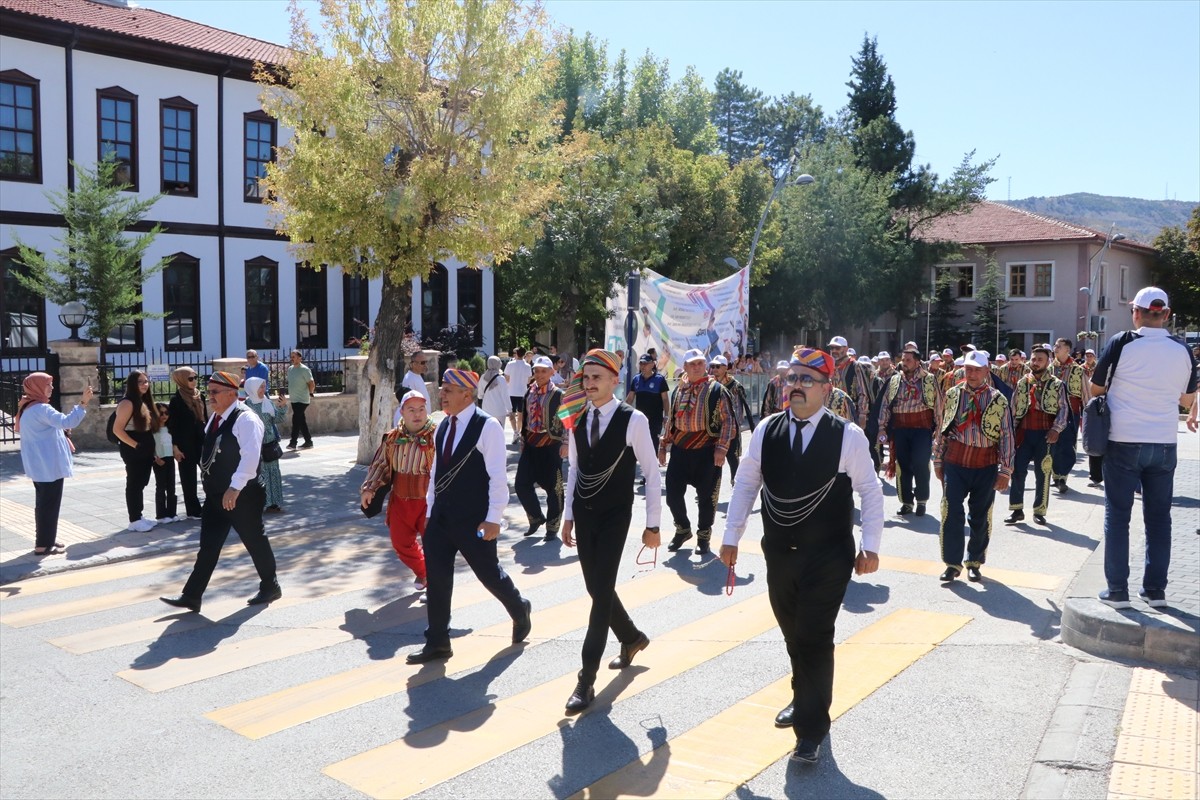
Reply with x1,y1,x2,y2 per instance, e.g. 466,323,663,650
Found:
710,68,763,166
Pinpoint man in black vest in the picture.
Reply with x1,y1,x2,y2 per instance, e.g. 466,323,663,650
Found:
721,347,883,766
406,368,533,664
559,350,662,713
516,355,565,540
161,371,280,612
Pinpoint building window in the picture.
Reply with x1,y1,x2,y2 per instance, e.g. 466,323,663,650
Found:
936,264,974,299
296,264,327,349
163,253,200,351
1007,262,1054,299
457,266,483,346
244,111,275,202
0,249,45,354
98,87,137,189
106,313,142,352
342,273,370,347
160,98,197,196
1119,266,1128,302
421,263,448,334
0,70,40,182
246,257,278,349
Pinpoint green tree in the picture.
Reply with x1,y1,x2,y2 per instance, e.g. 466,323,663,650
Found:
13,158,167,399
760,92,827,174
667,65,718,156
259,0,561,462
971,254,1009,356
926,269,964,353
1151,205,1200,329
845,34,914,189
551,31,607,138
710,68,763,166
626,50,671,130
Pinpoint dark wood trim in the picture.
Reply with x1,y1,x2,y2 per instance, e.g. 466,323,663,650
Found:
0,246,48,355
0,68,43,184
97,86,138,191
0,210,287,242
159,97,198,197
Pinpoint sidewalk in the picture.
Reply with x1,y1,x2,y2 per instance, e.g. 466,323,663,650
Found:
1062,422,1200,669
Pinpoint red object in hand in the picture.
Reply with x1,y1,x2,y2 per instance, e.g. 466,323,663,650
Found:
636,544,657,571
725,564,737,596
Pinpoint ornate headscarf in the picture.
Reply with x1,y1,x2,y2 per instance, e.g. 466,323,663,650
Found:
441,368,479,391
557,349,621,430
14,372,53,433
172,366,205,421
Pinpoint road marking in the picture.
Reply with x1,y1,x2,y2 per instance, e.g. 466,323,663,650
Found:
0,496,104,545
1109,667,1198,800
323,590,779,799
207,569,691,739
734,537,1060,591
116,562,576,692
572,608,970,799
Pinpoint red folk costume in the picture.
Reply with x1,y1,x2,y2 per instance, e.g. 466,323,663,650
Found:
361,419,437,582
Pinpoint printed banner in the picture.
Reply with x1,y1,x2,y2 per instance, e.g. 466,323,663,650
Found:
604,267,749,379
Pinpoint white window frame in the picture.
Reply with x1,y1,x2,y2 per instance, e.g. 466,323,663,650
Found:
934,263,976,301
1119,265,1129,303
1008,330,1054,353
1005,260,1056,301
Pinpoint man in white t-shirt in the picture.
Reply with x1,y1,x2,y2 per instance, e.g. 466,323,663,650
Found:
1090,287,1196,611
504,346,533,442
394,354,431,425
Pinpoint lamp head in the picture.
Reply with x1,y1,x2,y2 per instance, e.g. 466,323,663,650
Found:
792,174,815,186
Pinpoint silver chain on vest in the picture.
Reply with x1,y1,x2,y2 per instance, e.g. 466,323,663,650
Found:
759,475,837,526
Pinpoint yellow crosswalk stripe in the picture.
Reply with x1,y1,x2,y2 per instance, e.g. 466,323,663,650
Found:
323,590,779,799
207,569,689,739
116,562,575,692
573,608,970,799
0,496,103,546
735,537,1060,591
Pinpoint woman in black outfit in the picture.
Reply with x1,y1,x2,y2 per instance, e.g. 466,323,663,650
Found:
111,370,161,532
167,366,206,519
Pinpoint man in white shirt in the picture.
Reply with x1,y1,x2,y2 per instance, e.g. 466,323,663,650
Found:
504,346,533,442
1090,287,1197,610
559,349,662,713
405,368,532,664
721,347,883,766
394,353,431,425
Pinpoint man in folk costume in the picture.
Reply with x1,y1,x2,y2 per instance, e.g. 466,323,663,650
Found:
1004,345,1069,526
761,360,790,417
826,336,871,429
721,347,883,765
161,371,280,613
993,349,1026,393
1048,338,1088,494
938,348,959,394
360,390,436,591
709,354,754,483
877,346,941,517
658,348,735,556
824,384,857,423
557,350,662,713
405,369,532,665
934,350,1015,583
516,355,565,541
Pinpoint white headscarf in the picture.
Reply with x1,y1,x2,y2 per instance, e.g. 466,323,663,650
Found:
243,377,267,403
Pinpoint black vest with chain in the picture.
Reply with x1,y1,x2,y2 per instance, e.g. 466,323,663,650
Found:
201,406,256,496
571,403,636,514
759,411,853,547
430,410,490,531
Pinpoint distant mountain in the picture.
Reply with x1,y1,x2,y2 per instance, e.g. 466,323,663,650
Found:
1004,193,1196,245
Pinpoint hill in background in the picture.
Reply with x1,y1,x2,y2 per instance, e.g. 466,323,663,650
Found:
1005,193,1196,245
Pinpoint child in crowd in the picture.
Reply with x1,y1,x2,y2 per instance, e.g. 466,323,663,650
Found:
152,403,179,523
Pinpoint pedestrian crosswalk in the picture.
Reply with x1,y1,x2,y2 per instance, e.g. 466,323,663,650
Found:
0,528,1057,798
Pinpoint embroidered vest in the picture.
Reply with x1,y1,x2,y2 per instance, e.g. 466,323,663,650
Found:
884,372,939,411
1012,374,1063,421
940,385,1008,444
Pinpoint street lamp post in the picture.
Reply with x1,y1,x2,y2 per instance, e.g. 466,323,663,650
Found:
1085,225,1126,343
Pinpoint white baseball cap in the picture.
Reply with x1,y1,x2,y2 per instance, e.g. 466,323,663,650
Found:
1131,286,1169,308
709,355,729,367
827,336,849,348
531,355,553,369
963,350,989,369
876,351,891,360
775,360,790,370
683,348,707,363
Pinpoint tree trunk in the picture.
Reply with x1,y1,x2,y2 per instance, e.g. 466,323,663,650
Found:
556,295,578,360
357,276,412,464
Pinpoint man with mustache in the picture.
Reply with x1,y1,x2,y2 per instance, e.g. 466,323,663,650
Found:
827,336,871,429
1005,344,1068,526
1048,337,1089,494
721,347,883,766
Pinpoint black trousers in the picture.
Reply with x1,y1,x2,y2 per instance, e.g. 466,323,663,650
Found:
515,444,563,531
177,447,203,517
576,505,640,684
119,439,154,522
289,402,312,445
33,479,64,549
762,529,855,743
892,427,933,505
1088,455,1103,483
422,518,526,648
153,458,177,519
181,481,276,600
665,445,721,533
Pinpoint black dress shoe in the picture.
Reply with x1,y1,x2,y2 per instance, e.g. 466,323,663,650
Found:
160,594,202,613
525,520,544,537
790,738,821,764
667,530,692,552
915,503,926,517
1033,514,1047,525
967,566,982,582
1056,480,1069,495
247,581,282,606
1004,510,1024,524
609,632,650,669
405,645,453,664
898,504,913,515
939,567,960,582
565,681,595,713
544,531,558,542
694,537,711,556
512,598,532,644
774,703,794,728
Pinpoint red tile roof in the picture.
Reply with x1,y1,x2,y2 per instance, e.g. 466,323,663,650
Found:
0,0,290,65
915,201,1154,252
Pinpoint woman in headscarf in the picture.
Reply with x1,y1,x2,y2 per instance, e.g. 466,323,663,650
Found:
167,366,206,519
244,376,289,512
112,370,160,532
476,355,510,422
553,353,573,387
17,373,94,555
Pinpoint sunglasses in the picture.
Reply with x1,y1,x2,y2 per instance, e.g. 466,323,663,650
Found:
784,374,830,388
186,376,197,382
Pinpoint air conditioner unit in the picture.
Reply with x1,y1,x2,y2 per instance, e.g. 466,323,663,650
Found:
1098,316,1108,333
1099,295,1110,310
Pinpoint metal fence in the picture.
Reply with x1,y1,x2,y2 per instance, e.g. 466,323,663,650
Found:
256,348,349,395
99,349,217,405
0,353,55,445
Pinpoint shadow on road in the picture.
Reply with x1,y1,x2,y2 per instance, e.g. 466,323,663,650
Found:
551,710,669,798
128,604,268,669
947,579,1061,640
402,644,527,742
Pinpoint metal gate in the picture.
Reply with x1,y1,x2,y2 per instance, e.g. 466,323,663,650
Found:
0,352,58,446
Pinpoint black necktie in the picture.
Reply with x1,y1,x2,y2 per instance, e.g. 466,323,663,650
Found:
792,418,808,460
442,414,457,465
590,408,601,448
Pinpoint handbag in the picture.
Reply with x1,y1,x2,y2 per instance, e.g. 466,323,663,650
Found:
1081,331,1135,458
361,481,391,518
261,439,284,462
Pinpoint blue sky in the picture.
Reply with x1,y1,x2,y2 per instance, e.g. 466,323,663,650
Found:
139,0,1200,204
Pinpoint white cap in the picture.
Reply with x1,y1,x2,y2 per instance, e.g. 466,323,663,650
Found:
857,356,872,364
876,351,891,360
531,355,553,369
963,350,989,369
996,353,1007,362
400,390,427,407
1085,348,1096,355
1131,286,1169,308
683,348,707,363
709,355,729,366
827,336,849,348
775,360,790,370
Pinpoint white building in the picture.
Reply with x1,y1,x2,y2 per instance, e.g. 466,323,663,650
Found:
0,0,495,361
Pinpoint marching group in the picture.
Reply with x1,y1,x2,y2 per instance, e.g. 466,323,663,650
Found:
13,285,1197,768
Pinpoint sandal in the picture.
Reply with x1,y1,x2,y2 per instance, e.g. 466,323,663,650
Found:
33,543,65,556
